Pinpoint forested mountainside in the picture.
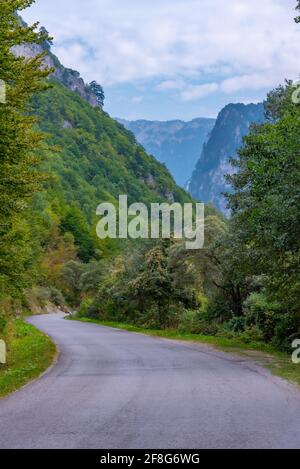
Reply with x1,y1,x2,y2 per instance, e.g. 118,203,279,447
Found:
118,118,215,187
28,79,193,266
0,14,193,309
188,103,265,213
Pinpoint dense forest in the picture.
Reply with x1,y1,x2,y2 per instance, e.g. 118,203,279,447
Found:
0,0,299,355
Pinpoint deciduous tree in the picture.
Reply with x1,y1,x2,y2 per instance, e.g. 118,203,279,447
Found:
0,0,52,294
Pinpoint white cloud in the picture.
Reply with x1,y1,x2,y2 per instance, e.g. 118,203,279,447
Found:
131,96,143,104
181,83,219,101
23,0,299,96
156,79,185,91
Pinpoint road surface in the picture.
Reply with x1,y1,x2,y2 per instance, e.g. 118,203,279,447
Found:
0,313,300,449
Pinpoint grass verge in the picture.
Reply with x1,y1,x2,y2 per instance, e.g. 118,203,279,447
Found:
0,319,56,399
69,316,300,387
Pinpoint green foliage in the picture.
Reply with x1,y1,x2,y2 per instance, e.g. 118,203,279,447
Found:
0,1,51,296
177,309,219,336
85,239,201,329
243,292,280,341
220,80,300,349
48,287,65,307
227,83,300,314
77,298,93,318
30,80,191,217
0,319,56,398
60,259,105,306
61,261,86,305
60,207,97,262
26,79,193,286
264,80,296,121
1,1,299,360
88,81,105,107
223,316,246,333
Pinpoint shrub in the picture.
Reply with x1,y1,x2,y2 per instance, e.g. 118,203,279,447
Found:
272,313,300,352
49,288,65,307
178,310,219,336
77,298,93,318
204,296,232,323
178,310,202,334
243,292,280,341
238,326,264,344
223,316,246,333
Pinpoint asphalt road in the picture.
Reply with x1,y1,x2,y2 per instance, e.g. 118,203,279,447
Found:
0,313,300,449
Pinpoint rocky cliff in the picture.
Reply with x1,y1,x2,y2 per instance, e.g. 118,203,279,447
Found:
12,42,99,108
188,103,265,213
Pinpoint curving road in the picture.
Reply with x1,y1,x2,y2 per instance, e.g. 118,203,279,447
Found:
0,313,300,449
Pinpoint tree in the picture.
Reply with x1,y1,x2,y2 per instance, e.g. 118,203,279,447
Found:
127,239,199,327
129,241,172,326
61,259,105,305
61,260,86,305
264,80,295,121
226,85,300,314
39,26,53,50
190,215,251,318
60,207,96,262
0,1,52,295
295,1,300,23
88,81,105,107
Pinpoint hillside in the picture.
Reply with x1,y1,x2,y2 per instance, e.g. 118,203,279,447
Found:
118,118,215,187
28,79,193,265
188,103,265,213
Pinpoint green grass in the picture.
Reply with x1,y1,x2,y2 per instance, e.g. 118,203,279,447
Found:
70,316,300,387
0,319,56,399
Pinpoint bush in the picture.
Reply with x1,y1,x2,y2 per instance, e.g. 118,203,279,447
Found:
204,296,232,323
178,309,219,336
32,287,52,307
238,326,264,344
272,312,300,352
49,288,65,307
243,292,280,341
77,298,93,318
223,316,246,333
178,310,202,334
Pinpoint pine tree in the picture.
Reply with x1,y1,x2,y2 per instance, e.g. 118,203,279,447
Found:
88,81,105,107
296,1,300,23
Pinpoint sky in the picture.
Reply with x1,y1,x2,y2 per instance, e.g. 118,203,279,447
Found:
23,0,300,121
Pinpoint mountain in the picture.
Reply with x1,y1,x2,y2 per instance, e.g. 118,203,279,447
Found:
13,39,101,108
188,103,265,213
13,33,193,266
118,118,215,187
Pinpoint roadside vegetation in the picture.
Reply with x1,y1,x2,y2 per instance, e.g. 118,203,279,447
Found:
0,0,299,393
0,319,56,398
70,316,300,387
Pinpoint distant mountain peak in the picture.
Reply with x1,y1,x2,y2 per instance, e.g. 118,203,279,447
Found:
188,102,265,213
118,117,216,187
